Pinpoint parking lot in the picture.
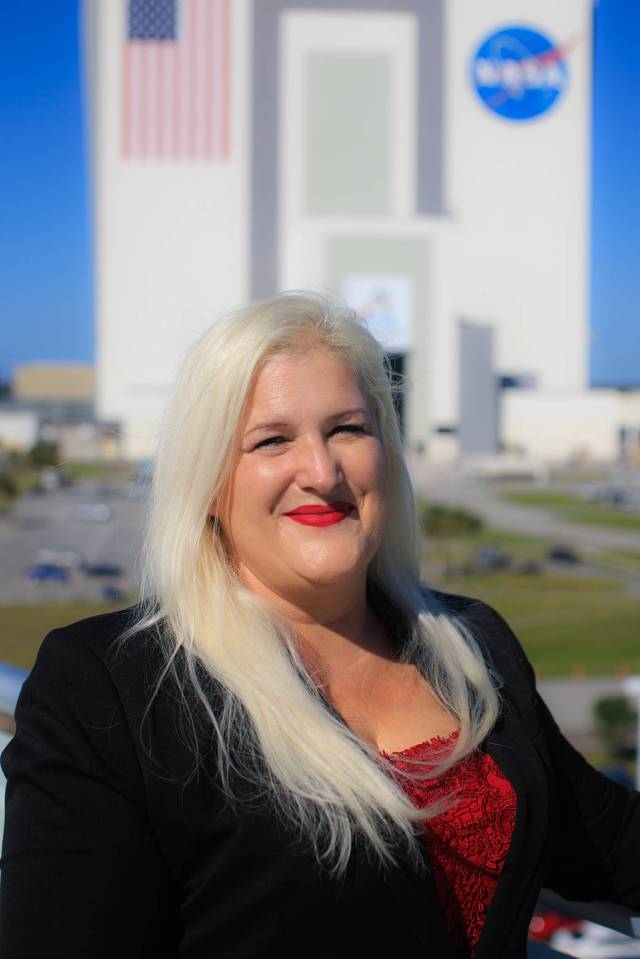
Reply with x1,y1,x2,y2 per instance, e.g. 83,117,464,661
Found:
0,480,145,603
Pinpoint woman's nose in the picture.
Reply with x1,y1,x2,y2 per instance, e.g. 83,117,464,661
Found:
294,436,343,493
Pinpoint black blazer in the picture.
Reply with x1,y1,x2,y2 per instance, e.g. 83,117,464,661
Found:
1,592,639,958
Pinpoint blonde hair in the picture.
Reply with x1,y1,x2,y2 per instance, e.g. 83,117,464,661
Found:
127,291,499,874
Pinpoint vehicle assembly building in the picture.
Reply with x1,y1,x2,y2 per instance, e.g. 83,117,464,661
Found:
85,0,610,462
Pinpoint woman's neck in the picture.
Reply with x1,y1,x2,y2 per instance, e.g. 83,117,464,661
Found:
238,565,394,679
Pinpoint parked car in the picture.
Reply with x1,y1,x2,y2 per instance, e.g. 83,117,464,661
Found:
473,546,511,572
581,484,629,507
84,563,124,578
24,564,69,584
101,585,125,602
547,543,580,565
36,547,85,569
38,468,60,491
512,559,543,575
77,503,112,523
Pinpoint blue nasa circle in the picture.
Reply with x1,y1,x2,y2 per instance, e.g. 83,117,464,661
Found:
471,25,568,121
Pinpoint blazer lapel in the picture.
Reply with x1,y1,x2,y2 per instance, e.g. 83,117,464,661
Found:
375,842,456,956
473,702,551,959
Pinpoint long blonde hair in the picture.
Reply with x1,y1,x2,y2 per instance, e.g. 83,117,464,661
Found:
127,291,499,874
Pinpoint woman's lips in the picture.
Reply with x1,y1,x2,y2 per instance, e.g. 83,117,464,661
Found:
283,502,356,527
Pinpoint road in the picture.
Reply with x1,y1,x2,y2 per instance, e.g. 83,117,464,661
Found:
408,459,640,554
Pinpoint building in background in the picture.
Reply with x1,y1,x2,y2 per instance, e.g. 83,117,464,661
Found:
13,363,94,402
85,0,612,463
0,363,119,461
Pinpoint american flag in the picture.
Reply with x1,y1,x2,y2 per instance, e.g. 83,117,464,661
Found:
122,0,231,160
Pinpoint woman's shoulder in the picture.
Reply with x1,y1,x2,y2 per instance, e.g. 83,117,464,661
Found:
17,608,211,786
22,607,167,722
33,604,157,669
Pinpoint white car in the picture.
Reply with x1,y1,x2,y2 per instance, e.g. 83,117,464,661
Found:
36,547,85,568
77,503,112,523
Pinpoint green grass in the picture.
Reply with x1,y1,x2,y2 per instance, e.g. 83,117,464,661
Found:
500,490,640,532
588,548,640,577
58,461,137,482
0,602,128,671
421,528,550,576
501,491,580,509
430,570,640,677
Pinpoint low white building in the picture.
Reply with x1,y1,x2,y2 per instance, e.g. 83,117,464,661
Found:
502,389,640,464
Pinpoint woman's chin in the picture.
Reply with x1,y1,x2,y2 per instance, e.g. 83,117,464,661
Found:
289,538,378,589
294,556,368,589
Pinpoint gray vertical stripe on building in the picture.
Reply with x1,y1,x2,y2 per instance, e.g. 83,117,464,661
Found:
459,319,498,455
251,0,445,299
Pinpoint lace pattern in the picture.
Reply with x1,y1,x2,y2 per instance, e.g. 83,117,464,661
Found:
384,732,516,957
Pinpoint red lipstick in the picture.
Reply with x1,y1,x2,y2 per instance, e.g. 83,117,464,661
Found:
283,502,356,527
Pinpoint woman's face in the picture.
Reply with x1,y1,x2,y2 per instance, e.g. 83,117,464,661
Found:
218,350,388,604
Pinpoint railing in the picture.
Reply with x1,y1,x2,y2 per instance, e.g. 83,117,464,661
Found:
526,889,640,957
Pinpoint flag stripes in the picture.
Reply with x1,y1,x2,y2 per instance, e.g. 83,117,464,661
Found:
122,0,230,160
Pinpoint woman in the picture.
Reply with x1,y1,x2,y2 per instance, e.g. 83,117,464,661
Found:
1,291,638,958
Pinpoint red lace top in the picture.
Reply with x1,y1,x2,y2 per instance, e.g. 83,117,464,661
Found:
384,732,516,957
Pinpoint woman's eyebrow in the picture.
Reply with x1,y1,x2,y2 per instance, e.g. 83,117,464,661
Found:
330,407,371,422
245,420,291,437
244,408,370,438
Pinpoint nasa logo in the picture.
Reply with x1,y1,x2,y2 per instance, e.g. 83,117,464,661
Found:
471,26,570,121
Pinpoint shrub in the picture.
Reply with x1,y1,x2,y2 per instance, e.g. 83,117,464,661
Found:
418,500,484,538
28,441,60,467
593,695,637,753
0,472,18,500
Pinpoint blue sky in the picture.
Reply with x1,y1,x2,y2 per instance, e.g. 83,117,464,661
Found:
590,0,640,387
0,0,638,386
0,0,93,383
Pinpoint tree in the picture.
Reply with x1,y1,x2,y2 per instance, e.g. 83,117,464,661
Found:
418,501,483,538
593,695,637,755
28,441,60,467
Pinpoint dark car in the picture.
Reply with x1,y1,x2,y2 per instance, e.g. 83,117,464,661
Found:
547,544,580,564
84,563,124,578
101,585,125,602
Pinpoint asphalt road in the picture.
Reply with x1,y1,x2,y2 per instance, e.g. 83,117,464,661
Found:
408,459,640,554
0,480,146,603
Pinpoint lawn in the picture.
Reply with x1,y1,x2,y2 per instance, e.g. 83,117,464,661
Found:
500,489,640,532
430,570,640,677
0,602,127,671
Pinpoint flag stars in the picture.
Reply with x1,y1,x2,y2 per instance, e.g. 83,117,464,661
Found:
128,0,177,41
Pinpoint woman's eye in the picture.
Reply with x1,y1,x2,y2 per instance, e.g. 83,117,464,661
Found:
254,435,287,450
332,424,367,436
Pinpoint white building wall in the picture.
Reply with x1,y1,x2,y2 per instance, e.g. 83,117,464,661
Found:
86,0,251,458
278,1,592,449
444,0,592,393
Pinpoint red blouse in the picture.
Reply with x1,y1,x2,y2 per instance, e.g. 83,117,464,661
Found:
384,732,516,957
